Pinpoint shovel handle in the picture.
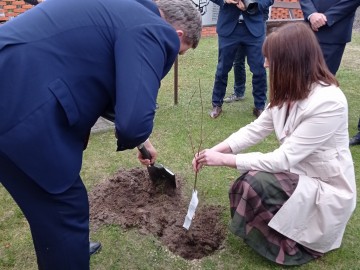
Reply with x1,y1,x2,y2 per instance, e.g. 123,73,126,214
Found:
137,143,152,160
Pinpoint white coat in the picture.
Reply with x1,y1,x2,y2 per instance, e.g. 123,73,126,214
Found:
224,83,356,253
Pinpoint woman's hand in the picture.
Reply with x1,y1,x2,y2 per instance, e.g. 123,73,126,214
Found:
192,149,237,172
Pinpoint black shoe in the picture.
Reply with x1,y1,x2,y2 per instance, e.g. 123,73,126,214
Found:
253,107,264,118
349,134,360,146
90,241,102,256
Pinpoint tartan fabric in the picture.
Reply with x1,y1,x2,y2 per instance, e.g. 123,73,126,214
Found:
229,171,323,265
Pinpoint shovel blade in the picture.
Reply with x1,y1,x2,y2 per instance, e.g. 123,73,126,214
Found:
147,163,176,188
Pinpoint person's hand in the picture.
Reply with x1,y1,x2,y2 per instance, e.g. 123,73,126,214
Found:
225,0,240,5
192,149,235,172
137,139,157,166
309,13,327,31
236,0,246,11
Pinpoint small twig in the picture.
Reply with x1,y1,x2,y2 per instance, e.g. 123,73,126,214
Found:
193,79,204,191
187,88,198,157
186,79,205,191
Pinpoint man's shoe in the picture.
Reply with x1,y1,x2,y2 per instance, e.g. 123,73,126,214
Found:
209,106,222,118
349,134,360,146
223,93,245,103
253,107,264,118
90,241,102,256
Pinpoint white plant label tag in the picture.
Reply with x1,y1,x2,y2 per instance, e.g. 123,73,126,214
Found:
183,190,199,230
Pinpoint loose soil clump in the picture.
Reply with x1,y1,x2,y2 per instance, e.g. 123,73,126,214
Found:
89,167,227,260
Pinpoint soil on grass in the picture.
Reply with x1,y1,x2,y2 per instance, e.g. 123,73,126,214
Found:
89,167,227,260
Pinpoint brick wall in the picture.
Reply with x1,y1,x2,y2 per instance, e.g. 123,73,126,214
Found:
270,0,303,19
0,0,32,22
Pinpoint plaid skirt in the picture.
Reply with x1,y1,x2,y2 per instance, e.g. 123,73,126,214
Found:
229,170,323,265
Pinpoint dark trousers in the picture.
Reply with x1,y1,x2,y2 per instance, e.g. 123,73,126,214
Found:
212,22,267,110
0,153,90,270
233,45,246,97
319,42,346,75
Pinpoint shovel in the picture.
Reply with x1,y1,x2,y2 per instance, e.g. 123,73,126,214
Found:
137,143,176,188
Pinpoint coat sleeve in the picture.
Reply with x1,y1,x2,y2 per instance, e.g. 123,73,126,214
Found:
232,97,347,173
113,24,179,151
225,106,275,152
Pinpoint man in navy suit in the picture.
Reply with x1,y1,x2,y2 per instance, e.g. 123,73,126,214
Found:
209,0,273,119
224,7,270,104
300,1,360,146
300,0,360,75
24,0,102,257
0,0,201,269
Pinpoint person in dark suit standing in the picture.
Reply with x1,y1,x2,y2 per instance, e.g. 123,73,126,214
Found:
224,7,270,104
0,0,202,269
300,0,360,75
209,0,273,119
300,1,360,146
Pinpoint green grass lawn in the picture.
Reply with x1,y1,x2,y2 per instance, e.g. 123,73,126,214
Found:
1,32,359,270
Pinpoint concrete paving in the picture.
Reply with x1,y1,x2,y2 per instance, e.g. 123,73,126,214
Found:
91,117,114,133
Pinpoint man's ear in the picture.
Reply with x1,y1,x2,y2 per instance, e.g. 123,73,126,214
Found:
176,30,184,39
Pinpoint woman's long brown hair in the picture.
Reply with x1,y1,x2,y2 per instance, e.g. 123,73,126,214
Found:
262,22,338,108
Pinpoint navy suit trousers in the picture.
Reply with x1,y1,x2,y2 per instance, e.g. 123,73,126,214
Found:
212,22,267,110
319,42,346,75
0,153,90,270
233,45,246,97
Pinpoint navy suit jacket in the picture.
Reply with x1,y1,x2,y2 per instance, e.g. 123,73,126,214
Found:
0,0,179,193
300,0,360,44
211,0,273,37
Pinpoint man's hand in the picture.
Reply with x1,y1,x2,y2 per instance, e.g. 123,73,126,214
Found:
309,12,327,31
236,0,246,11
137,139,157,166
225,0,240,4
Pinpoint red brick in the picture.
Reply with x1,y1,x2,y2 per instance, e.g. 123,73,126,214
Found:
4,4,16,9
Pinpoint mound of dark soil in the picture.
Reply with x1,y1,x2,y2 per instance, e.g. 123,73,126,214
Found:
89,167,227,260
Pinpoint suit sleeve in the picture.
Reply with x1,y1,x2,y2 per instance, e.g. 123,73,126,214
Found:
299,0,317,20
24,0,39,5
210,0,225,8
113,25,179,151
258,0,274,14
300,0,360,24
323,0,360,27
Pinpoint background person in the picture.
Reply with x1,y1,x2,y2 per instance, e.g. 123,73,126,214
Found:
299,1,360,147
349,118,360,146
299,0,360,75
208,0,273,119
0,0,201,269
224,7,270,104
193,22,356,265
